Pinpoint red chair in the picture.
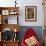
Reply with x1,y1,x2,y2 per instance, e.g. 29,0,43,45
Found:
21,28,41,46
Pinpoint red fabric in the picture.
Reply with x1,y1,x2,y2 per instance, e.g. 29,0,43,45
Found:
21,28,41,46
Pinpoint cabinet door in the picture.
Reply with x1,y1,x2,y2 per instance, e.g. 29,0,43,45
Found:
0,15,1,24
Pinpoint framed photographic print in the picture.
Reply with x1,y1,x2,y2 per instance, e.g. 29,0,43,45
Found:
2,10,9,15
25,6,37,21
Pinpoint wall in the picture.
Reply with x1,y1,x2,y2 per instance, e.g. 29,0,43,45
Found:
18,0,44,26
0,0,44,26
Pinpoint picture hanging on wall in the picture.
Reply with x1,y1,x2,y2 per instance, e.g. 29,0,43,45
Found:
25,6,37,21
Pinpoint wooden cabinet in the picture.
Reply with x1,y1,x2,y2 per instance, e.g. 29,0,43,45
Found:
2,41,19,46
0,7,19,46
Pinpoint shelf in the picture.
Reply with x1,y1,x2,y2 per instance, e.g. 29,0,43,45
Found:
0,7,19,24
0,7,19,15
0,7,19,46
1,15,18,24
2,40,19,42
0,24,20,32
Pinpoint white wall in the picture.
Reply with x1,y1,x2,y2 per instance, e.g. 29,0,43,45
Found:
0,0,44,26
18,0,44,26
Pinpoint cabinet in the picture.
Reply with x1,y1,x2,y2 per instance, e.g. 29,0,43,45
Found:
0,7,19,46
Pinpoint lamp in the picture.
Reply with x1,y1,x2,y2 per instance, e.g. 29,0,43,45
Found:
15,0,17,7
13,28,18,41
14,28,17,32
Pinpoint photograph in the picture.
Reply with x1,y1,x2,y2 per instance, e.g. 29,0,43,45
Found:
25,6,37,21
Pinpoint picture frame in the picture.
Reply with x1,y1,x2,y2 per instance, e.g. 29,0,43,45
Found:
2,10,9,15
25,6,37,21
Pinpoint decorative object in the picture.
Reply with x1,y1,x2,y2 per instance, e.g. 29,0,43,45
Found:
14,28,17,32
5,18,8,24
25,6,37,21
21,28,41,46
15,0,17,7
25,36,38,46
2,16,8,24
9,10,15,15
2,28,13,41
9,10,18,15
2,10,9,15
